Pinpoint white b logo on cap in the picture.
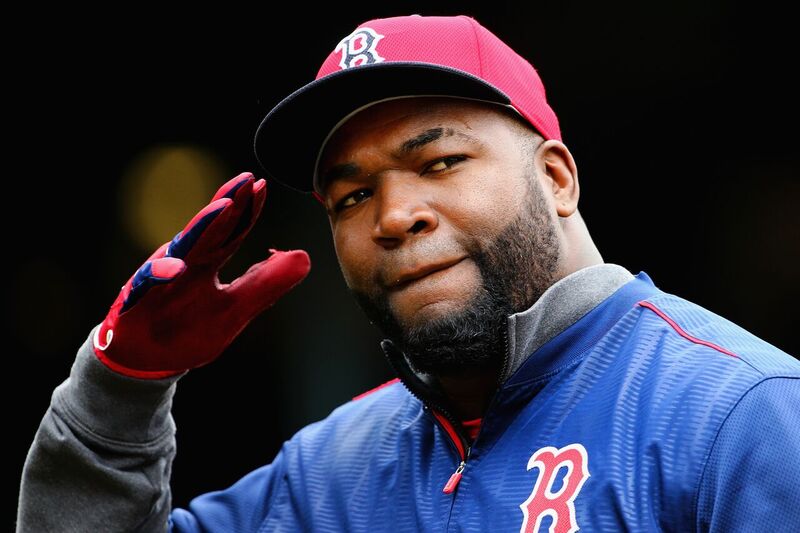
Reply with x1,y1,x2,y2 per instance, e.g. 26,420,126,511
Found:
335,27,385,69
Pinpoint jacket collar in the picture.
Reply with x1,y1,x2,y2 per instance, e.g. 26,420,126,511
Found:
381,267,663,474
500,269,661,391
501,263,635,383
380,264,642,420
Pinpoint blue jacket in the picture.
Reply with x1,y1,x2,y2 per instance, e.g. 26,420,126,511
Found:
170,271,800,532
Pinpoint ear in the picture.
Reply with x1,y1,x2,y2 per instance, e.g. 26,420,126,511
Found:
537,140,579,217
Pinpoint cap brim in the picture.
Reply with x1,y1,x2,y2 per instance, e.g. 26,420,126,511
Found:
253,62,511,194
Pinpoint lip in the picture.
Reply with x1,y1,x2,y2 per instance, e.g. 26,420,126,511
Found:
388,257,467,289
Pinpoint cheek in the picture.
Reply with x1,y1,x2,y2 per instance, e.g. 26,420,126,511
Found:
438,167,524,243
333,226,372,289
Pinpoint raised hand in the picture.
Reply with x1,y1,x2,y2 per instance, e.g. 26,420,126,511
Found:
93,171,311,379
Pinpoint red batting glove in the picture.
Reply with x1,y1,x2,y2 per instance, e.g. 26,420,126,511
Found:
93,171,311,379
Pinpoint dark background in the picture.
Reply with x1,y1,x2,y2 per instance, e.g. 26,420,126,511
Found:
11,1,798,525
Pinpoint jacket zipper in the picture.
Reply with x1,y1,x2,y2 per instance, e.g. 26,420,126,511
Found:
431,325,509,494
438,326,512,493
379,335,509,495
433,329,509,494
498,324,511,388
431,409,472,493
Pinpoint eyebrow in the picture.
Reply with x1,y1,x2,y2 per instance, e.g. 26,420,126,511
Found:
397,127,448,156
320,162,361,194
319,127,482,193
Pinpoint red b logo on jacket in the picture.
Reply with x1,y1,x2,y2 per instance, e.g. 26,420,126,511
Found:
519,443,590,533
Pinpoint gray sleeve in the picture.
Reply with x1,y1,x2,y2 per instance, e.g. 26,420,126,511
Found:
16,323,185,533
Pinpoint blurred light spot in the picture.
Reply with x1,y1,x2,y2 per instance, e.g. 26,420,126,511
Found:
119,145,228,251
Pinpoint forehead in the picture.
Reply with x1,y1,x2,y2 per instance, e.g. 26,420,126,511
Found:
328,96,509,148
315,97,516,189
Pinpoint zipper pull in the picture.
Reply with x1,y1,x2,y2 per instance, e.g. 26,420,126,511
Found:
443,460,466,494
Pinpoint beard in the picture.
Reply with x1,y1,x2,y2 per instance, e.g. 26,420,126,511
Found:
349,171,561,379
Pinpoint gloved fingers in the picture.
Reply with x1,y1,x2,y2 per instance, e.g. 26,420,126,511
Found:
218,178,267,253
131,177,260,289
120,256,187,314
144,241,172,263
223,248,311,322
165,198,233,260
211,171,256,202
252,178,267,224
178,174,257,265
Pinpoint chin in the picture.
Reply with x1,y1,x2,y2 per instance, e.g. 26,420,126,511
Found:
400,297,465,326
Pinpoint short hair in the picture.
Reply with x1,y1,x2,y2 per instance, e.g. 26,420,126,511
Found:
495,105,545,163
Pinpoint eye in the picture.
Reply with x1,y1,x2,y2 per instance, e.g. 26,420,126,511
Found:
424,155,467,173
334,188,372,213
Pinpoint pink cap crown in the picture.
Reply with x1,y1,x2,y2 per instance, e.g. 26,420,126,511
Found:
253,14,560,195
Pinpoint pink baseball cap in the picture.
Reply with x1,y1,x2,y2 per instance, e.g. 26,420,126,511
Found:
253,14,561,198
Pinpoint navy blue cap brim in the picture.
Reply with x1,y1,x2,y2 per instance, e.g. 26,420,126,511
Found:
253,62,511,195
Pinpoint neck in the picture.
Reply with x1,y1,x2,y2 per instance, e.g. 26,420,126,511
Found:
434,361,502,420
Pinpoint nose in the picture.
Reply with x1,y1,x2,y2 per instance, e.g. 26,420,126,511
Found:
371,175,438,248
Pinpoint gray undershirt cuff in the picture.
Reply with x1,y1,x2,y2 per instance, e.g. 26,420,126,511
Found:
52,323,185,443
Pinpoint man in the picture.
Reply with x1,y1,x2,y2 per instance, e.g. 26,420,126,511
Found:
17,14,800,532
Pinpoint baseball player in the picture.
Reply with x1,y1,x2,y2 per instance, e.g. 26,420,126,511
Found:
17,14,800,532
